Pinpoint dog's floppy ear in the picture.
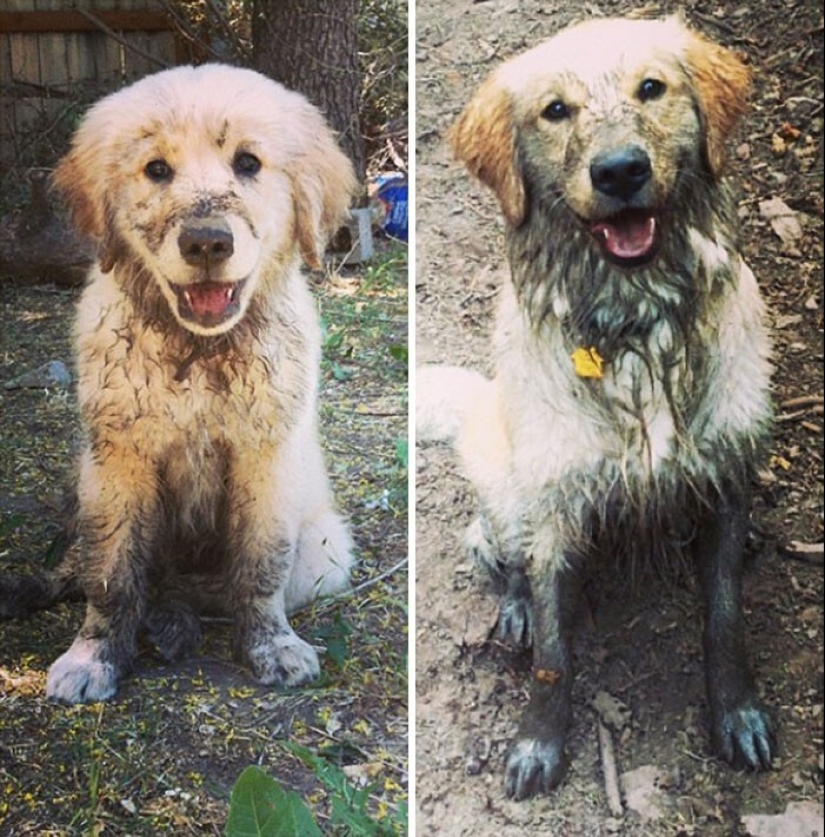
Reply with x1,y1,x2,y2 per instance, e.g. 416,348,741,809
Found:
681,22,752,176
290,104,357,270
52,151,102,240
449,77,526,226
53,112,122,273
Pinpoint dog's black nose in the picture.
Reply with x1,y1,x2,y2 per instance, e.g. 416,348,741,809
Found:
178,221,234,267
590,146,652,200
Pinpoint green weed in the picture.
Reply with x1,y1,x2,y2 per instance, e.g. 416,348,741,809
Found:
225,745,407,837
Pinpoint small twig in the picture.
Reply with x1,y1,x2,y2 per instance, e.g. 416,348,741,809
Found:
598,721,623,817
780,394,824,409
459,196,497,223
783,541,824,565
300,557,409,616
785,96,824,107
348,557,409,598
459,287,499,308
777,408,812,422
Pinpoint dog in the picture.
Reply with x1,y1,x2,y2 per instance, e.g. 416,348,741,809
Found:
0,64,356,704
417,15,775,799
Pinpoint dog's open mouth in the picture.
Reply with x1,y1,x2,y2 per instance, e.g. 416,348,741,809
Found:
589,209,658,266
170,279,247,327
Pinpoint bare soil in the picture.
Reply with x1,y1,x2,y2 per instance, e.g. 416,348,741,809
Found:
415,1,824,835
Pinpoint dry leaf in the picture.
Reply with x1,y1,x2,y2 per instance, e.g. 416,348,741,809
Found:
536,668,561,684
759,197,803,248
778,122,802,141
771,134,787,155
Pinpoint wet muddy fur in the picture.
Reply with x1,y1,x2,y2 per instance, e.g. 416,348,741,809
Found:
419,16,776,799
0,64,356,704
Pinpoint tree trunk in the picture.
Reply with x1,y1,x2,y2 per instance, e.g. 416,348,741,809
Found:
252,0,365,195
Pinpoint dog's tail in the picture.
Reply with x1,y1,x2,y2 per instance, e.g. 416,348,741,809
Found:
417,364,494,446
0,559,80,620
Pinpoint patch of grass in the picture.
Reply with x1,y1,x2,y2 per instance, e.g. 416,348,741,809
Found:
319,245,408,527
321,248,408,387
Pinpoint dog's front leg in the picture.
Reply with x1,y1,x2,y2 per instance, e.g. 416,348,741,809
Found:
47,448,155,703
228,448,320,688
505,555,583,799
696,484,775,769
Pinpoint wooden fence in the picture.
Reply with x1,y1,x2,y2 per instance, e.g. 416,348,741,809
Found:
0,0,184,181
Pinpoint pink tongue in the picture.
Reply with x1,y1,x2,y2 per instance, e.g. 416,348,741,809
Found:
591,213,656,259
187,284,232,317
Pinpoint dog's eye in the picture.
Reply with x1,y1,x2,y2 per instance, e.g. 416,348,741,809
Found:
233,152,262,177
638,78,666,102
144,159,173,182
541,100,570,122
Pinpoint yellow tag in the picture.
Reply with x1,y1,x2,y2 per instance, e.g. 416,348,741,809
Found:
571,347,604,379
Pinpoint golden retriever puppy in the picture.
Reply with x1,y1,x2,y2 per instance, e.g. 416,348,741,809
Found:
418,16,775,799
2,64,356,703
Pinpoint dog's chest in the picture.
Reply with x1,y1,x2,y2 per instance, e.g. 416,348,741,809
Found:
598,343,685,473
78,319,289,452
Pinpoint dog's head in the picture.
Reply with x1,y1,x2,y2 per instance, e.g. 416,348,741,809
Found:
55,64,356,336
450,16,750,267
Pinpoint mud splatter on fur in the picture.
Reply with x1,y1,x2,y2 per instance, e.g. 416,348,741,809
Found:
419,15,775,799
1,64,357,704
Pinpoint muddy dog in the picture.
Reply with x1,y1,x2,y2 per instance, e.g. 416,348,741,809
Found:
0,64,356,703
418,16,775,799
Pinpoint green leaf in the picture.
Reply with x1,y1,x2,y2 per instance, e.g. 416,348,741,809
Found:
310,612,352,669
283,742,348,795
332,363,354,381
225,766,322,837
394,437,408,469
323,327,345,352
282,743,396,834
330,793,381,835
388,343,407,363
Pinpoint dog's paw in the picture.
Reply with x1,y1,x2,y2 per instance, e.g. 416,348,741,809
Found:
243,627,321,688
711,701,775,770
504,737,568,799
46,638,119,704
144,602,202,662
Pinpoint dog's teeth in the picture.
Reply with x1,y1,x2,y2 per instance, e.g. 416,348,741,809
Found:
184,290,193,305
226,287,234,301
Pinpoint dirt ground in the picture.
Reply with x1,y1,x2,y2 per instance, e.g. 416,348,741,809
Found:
414,1,824,835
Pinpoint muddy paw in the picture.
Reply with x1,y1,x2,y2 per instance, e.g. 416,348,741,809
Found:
243,627,320,688
46,638,119,704
504,737,567,800
498,593,532,647
711,701,775,770
144,601,202,662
